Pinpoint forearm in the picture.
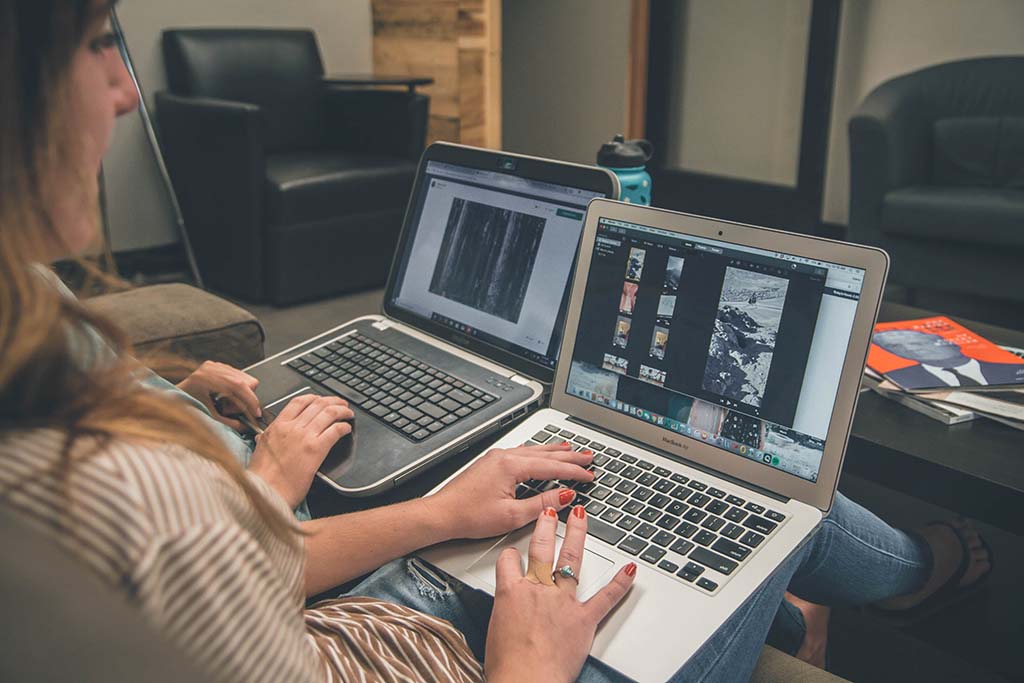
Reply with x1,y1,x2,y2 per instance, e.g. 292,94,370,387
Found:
301,496,453,596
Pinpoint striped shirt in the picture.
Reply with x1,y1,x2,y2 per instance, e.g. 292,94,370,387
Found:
0,429,484,683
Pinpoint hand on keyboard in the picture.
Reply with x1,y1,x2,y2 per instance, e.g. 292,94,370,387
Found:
484,505,636,683
427,441,595,540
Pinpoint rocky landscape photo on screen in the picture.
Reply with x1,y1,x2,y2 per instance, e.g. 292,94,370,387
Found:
429,198,546,323
702,267,789,407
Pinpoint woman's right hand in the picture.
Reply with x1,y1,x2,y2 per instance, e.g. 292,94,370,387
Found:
249,394,353,509
483,504,636,683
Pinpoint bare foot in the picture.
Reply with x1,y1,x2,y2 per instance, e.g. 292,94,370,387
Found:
785,591,829,669
877,518,991,611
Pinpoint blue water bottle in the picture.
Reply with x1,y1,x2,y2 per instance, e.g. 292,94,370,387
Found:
597,134,653,205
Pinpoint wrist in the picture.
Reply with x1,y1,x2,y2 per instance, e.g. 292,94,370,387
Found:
414,495,459,544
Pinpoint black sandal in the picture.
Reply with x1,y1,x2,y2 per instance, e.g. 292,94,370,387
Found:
870,520,993,627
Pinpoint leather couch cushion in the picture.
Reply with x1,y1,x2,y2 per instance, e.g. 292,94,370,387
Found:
264,152,416,227
933,116,1024,188
880,186,1024,248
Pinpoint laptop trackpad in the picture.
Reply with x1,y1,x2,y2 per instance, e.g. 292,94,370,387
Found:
466,526,617,602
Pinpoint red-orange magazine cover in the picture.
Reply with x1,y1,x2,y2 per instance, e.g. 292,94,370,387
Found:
867,316,1024,392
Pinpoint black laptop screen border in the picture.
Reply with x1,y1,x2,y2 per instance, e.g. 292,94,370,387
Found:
383,143,618,384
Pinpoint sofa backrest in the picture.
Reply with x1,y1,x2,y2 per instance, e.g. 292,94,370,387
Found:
162,28,325,153
933,116,1024,189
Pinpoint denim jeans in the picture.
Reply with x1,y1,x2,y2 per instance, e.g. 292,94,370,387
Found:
348,492,932,682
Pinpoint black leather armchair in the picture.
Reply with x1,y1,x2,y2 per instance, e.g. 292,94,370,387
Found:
156,29,428,305
848,57,1024,328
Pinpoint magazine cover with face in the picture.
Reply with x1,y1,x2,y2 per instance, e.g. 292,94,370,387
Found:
868,316,1024,392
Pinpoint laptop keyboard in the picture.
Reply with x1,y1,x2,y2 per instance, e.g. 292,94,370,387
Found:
286,333,496,442
517,423,787,594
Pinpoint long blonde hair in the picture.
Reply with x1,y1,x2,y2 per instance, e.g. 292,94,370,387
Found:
0,0,295,539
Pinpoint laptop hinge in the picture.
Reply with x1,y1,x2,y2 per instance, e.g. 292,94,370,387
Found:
565,415,790,504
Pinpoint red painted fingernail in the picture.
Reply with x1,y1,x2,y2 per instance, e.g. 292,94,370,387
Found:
558,488,575,505
625,562,637,577
544,507,557,518
573,505,585,519
561,440,571,447
582,449,593,456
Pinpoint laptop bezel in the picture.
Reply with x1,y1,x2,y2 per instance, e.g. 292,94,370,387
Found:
551,199,889,512
381,142,619,384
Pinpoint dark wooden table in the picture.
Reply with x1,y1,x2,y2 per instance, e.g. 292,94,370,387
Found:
322,74,434,93
845,302,1024,534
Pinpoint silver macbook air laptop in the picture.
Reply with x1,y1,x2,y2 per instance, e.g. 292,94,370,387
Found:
420,199,888,682
246,143,618,496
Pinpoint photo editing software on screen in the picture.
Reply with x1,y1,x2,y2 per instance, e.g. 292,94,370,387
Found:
392,161,605,369
566,218,866,482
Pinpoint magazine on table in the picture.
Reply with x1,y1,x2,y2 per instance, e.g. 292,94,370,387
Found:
867,316,1024,393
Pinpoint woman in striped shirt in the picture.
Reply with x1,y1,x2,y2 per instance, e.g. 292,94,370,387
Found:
0,2,991,682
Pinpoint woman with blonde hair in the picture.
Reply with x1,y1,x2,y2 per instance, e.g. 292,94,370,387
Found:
0,2,991,681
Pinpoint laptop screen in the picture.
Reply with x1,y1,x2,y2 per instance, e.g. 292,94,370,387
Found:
565,217,867,483
391,160,606,370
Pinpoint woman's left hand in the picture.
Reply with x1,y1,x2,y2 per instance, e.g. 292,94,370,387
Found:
177,361,262,431
426,442,595,540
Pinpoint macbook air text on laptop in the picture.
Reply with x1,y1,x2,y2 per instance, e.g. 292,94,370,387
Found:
246,143,618,496
420,199,888,682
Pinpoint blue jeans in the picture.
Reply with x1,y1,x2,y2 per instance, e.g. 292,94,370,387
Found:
348,492,932,682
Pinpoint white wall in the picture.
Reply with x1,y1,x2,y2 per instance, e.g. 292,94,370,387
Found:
666,0,811,186
105,0,372,251
822,0,1024,225
502,0,631,166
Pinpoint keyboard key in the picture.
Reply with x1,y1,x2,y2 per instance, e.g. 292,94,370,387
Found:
545,424,561,433
697,577,719,592
687,480,708,491
649,494,671,509
636,460,654,471
637,473,659,487
726,494,746,506
706,487,726,499
653,479,675,493
369,405,390,418
600,473,622,487
573,436,591,445
682,508,707,524
607,493,629,508
448,389,474,404
605,460,626,473
702,516,726,532
532,431,552,442
677,568,699,582
592,453,611,467
688,492,711,508
682,561,705,577
639,507,662,522
585,501,607,516
670,485,691,500
604,448,622,457
654,466,672,477
620,453,638,464
635,523,658,539
621,466,643,480
587,516,626,546
765,510,787,523
689,547,738,575
712,537,752,562
640,546,666,565
707,500,730,516
658,559,680,573
632,487,654,502
618,535,647,556
724,507,747,522
743,515,778,535
589,442,606,451
739,530,765,548
670,473,689,484
323,378,368,405
600,509,624,524
722,523,744,540
559,429,576,438
590,486,611,500
676,521,698,538
694,530,716,546
412,429,431,440
622,500,645,515
616,516,640,532
651,531,675,547
669,539,695,557
666,501,688,517
744,502,766,515
656,514,680,531
615,481,638,495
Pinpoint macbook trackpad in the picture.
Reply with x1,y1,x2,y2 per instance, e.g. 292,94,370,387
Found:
466,526,617,602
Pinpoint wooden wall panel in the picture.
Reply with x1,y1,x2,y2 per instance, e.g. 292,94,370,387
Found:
372,0,500,148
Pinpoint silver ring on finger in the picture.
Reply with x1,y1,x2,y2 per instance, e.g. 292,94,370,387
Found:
554,565,579,585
